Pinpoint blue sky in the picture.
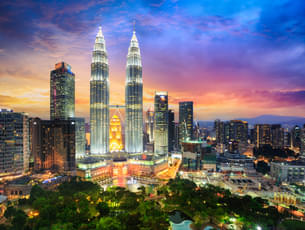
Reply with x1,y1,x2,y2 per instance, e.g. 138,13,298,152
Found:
0,0,304,120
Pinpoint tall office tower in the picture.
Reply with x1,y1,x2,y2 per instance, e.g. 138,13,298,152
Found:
125,28,143,153
154,92,168,155
168,110,175,152
0,109,29,177
228,120,248,143
284,131,291,148
90,26,109,155
73,117,86,159
271,124,284,149
50,62,75,120
254,124,271,148
179,101,193,144
214,119,223,144
31,118,75,174
300,126,305,158
145,109,154,143
291,125,301,149
174,122,180,150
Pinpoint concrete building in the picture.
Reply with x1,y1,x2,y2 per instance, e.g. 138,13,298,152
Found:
30,118,75,175
179,101,193,144
154,92,168,155
270,161,305,183
50,62,75,120
0,109,29,178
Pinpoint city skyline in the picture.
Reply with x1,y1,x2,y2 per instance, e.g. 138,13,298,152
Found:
0,0,305,121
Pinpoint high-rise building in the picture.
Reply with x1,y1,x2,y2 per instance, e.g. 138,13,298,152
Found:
300,126,305,158
0,109,29,177
215,120,247,144
174,122,180,150
291,125,301,149
228,120,248,144
50,62,75,120
154,92,168,155
30,118,75,174
254,124,271,148
179,101,193,144
125,29,143,153
215,119,224,144
109,115,123,152
90,27,109,155
73,117,86,159
168,109,175,152
145,109,154,143
271,124,284,149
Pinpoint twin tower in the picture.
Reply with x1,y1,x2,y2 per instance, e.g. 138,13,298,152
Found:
90,27,143,155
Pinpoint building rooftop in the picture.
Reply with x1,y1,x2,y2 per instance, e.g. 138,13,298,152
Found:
272,160,305,166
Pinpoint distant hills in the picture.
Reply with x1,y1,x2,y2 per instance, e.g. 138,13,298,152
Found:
197,114,305,128
236,115,305,126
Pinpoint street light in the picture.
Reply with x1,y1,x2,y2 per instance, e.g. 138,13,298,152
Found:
256,226,262,230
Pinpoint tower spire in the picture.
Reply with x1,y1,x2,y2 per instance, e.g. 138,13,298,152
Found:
133,20,136,33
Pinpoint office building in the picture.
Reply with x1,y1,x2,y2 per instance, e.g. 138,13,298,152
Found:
168,109,175,152
50,62,75,120
254,124,271,148
31,118,75,174
145,109,154,143
0,109,29,177
154,92,168,155
271,124,284,149
270,161,305,183
179,101,193,143
73,117,86,159
228,120,248,144
291,125,301,149
301,127,305,157
125,28,143,153
90,27,110,155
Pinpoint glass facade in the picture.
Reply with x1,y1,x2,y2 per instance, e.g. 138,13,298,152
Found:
73,117,86,159
179,101,193,145
31,118,75,174
90,27,109,155
168,109,175,152
125,30,143,153
145,109,154,143
0,109,29,177
154,92,168,155
50,62,75,120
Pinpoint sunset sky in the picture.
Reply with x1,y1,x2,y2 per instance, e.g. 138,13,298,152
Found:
0,0,304,121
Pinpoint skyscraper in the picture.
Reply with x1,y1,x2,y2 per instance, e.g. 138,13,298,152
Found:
168,109,175,152
154,92,168,155
271,124,284,149
31,118,75,174
50,62,75,120
228,120,248,144
145,109,154,143
179,101,193,144
0,109,29,177
90,27,109,155
125,28,143,153
291,125,301,149
254,124,271,148
73,117,86,159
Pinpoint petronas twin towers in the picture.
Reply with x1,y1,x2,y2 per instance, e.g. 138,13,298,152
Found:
90,26,143,155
